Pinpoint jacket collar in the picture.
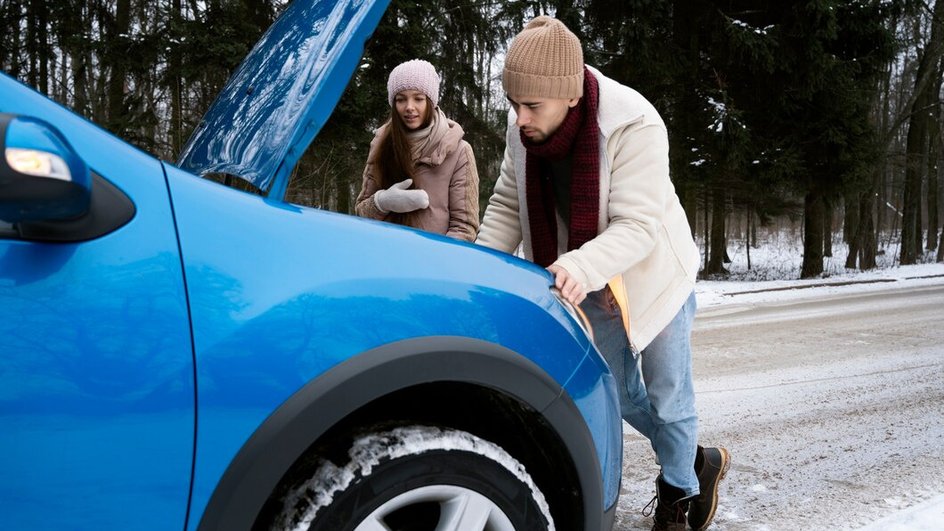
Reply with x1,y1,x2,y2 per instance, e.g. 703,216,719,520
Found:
587,65,648,138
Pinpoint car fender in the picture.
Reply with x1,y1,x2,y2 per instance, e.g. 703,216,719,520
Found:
197,336,604,531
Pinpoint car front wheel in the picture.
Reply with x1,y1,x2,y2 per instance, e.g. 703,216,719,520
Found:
273,425,555,531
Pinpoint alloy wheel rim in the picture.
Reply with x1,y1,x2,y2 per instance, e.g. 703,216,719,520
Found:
353,484,516,531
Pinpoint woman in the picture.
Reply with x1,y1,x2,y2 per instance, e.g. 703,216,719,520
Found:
354,59,480,241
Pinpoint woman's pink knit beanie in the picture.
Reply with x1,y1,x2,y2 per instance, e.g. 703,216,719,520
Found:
387,59,440,107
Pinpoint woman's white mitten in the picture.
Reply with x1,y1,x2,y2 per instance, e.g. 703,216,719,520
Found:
373,179,430,213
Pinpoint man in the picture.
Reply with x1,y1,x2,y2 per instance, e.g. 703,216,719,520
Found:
476,16,730,531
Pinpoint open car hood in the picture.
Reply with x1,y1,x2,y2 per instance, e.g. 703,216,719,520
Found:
177,0,389,199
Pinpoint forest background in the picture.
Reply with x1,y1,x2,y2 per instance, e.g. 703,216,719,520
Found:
3,0,944,279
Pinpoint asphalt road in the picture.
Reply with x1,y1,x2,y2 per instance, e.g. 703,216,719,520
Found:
612,284,944,530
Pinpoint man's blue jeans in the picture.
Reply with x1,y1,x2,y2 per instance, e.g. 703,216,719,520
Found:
581,288,699,496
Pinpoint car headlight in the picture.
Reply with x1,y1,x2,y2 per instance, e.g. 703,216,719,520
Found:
551,287,595,344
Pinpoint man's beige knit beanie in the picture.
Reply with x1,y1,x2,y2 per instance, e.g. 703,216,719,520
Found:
502,16,584,100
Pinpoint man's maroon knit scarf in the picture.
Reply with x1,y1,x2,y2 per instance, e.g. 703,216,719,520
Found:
522,67,600,267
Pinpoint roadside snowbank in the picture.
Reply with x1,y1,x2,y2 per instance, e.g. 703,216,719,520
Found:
855,493,944,531
697,262,943,310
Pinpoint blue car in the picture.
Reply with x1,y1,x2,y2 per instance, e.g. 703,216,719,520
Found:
0,1,621,529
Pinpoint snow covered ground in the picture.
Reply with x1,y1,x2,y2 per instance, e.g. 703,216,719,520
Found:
696,274,942,529
616,237,944,531
695,230,943,307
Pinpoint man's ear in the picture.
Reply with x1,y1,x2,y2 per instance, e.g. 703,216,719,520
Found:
567,97,580,108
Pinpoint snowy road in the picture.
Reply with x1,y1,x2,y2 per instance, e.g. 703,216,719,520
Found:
612,282,944,530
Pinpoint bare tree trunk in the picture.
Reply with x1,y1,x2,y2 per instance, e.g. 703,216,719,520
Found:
901,0,944,264
746,207,752,270
26,0,37,88
878,165,888,241
802,191,825,278
848,168,880,271
69,3,90,117
705,186,728,276
846,193,862,269
702,184,709,273
853,169,880,270
877,48,893,249
902,96,929,264
37,0,48,95
751,217,757,247
171,0,184,158
915,179,924,256
843,191,858,244
55,53,66,103
335,171,352,214
858,188,878,270
926,58,942,252
938,218,944,261
106,0,132,133
823,197,834,258
80,33,93,119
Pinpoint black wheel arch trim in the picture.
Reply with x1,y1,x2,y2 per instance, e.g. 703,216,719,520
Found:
196,336,606,531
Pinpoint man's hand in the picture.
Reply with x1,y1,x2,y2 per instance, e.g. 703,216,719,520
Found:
547,264,586,305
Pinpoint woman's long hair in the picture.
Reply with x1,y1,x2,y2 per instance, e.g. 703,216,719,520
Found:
376,97,434,190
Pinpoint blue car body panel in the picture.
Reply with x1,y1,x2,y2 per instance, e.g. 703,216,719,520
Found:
178,0,390,199
1,0,622,527
563,350,624,506
0,75,195,530
162,165,617,526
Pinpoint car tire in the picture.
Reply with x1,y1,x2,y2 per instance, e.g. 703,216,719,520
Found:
272,425,555,531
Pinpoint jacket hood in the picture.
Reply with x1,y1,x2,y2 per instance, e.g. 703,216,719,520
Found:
176,0,390,200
